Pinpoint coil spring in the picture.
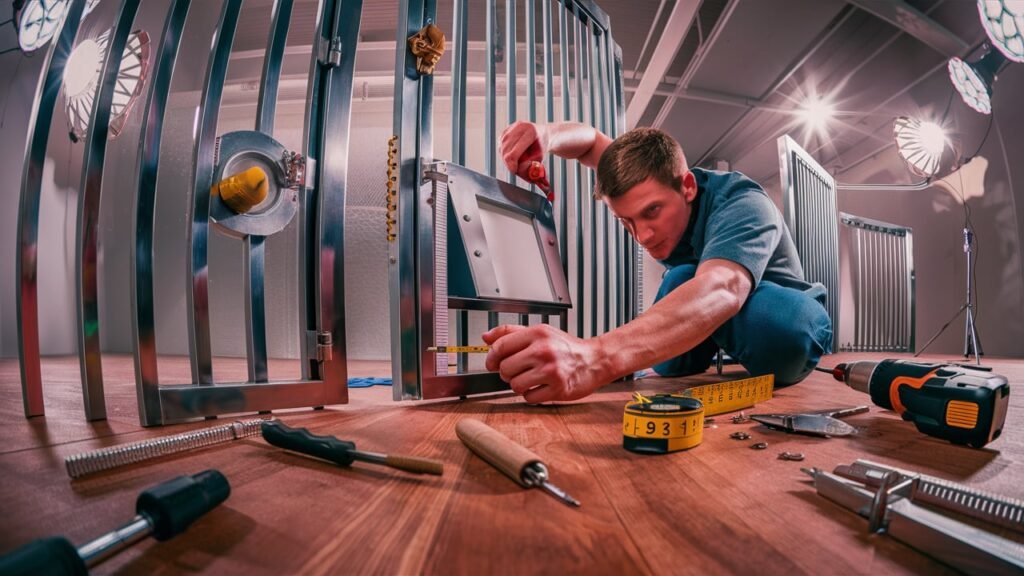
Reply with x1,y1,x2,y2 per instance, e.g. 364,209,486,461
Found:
64,418,267,479
386,135,399,242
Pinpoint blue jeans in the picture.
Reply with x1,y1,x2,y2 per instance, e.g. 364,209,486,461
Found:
652,265,832,386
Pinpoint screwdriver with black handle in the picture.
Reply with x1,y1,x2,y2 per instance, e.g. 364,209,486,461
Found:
261,420,444,475
0,469,230,576
824,359,1010,448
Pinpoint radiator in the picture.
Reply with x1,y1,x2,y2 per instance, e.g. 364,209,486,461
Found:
840,213,916,353
778,135,841,350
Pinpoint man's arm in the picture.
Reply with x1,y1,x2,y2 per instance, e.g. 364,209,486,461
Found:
594,258,753,382
501,121,613,177
483,258,752,402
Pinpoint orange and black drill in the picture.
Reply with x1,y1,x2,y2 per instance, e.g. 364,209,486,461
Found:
824,360,1010,448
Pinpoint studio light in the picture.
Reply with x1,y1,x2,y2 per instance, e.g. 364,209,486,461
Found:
798,95,834,136
893,116,946,178
16,0,101,54
63,29,151,142
947,48,1007,115
978,0,1024,62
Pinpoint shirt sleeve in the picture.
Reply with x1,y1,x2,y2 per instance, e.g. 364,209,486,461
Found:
699,189,781,287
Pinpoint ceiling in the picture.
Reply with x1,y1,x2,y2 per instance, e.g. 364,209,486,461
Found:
4,0,1015,190
213,0,1016,190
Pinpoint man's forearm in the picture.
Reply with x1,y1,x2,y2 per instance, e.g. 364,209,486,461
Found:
592,261,750,384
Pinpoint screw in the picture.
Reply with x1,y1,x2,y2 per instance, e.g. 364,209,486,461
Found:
751,442,768,450
778,451,805,461
730,432,751,440
731,412,750,424
474,250,482,257
703,418,716,428
463,214,471,221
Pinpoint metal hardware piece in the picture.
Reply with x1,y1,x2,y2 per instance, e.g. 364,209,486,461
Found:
803,467,1024,574
836,459,1024,534
778,451,805,461
731,411,750,424
65,419,267,478
751,442,768,450
730,432,751,440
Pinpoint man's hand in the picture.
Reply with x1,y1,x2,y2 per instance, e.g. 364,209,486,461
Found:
500,121,548,181
482,324,610,403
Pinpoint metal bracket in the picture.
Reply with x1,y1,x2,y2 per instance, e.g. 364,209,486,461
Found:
320,36,343,68
306,330,333,362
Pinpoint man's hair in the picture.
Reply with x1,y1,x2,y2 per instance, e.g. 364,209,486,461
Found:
595,127,687,199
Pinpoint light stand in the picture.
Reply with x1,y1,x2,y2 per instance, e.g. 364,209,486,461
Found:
961,227,983,362
916,227,984,364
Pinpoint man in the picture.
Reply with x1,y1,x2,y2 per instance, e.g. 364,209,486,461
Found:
483,120,832,404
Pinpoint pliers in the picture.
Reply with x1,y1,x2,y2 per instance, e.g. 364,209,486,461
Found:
750,406,869,438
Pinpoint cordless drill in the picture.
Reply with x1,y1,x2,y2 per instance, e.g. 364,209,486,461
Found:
827,360,1010,448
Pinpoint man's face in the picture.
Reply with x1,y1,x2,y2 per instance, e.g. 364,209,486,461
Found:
605,173,697,261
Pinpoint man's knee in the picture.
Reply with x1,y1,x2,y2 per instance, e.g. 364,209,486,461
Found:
730,285,832,386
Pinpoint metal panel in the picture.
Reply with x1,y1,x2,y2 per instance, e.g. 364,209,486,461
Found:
75,0,143,421
840,213,915,353
777,134,841,350
132,0,191,426
17,0,87,418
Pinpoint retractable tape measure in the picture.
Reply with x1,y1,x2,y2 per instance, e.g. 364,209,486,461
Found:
623,374,774,454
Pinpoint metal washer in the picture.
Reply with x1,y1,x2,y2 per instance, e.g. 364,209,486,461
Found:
209,130,297,239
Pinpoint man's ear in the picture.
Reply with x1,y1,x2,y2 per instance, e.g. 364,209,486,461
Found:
681,170,698,202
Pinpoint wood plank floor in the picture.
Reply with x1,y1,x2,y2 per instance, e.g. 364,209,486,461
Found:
0,352,1021,574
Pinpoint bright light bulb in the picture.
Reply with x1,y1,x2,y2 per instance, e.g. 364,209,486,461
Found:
918,121,946,158
64,38,103,97
799,96,834,134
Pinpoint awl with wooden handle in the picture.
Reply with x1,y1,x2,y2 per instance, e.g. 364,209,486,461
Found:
262,421,444,476
455,418,580,507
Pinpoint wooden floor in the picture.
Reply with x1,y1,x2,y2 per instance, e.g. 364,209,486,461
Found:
0,352,1021,575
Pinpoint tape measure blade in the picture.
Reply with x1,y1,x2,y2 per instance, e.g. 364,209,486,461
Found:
682,374,774,416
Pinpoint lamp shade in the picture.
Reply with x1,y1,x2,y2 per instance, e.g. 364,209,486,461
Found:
978,0,1024,63
17,0,102,54
893,116,945,178
948,48,1007,115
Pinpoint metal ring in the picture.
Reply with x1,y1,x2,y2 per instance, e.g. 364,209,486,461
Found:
210,130,298,238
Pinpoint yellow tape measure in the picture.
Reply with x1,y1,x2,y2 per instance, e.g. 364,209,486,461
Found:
680,374,774,416
427,345,490,353
623,374,774,454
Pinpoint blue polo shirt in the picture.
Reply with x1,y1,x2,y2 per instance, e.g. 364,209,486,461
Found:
660,168,811,292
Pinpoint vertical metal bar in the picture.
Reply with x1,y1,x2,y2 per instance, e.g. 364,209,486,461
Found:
485,0,497,177
577,13,595,338
314,0,360,396
593,24,610,334
76,0,143,421
585,18,598,338
906,228,915,352
187,0,244,385
558,1,573,332
255,0,292,135
299,0,331,381
543,0,563,275
505,0,517,184
526,0,536,126
245,0,293,384
855,227,862,350
567,2,583,338
452,0,469,373
133,0,191,426
391,0,434,399
17,0,87,417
